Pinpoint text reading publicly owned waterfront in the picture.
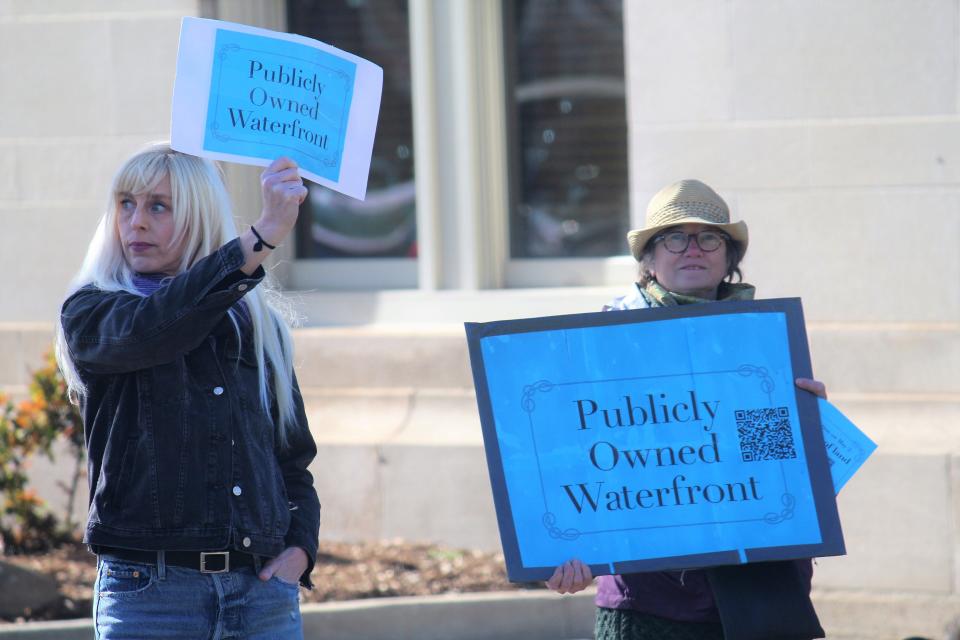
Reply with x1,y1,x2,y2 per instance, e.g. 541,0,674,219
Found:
226,60,332,150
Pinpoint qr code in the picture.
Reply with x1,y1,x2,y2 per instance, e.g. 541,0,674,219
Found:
735,407,797,462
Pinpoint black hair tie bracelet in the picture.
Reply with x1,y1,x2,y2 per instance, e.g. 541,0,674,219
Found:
250,226,277,252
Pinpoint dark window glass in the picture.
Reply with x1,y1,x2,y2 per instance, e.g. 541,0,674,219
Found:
506,0,629,258
287,0,416,258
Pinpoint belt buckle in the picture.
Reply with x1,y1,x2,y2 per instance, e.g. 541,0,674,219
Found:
199,551,230,574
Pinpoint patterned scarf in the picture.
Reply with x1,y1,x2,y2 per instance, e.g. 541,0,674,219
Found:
642,279,756,307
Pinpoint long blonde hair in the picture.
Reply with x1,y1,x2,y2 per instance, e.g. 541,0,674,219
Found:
55,143,300,447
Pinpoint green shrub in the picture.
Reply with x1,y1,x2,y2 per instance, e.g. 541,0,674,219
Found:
0,352,85,554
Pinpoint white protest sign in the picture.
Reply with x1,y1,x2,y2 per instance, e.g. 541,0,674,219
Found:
171,17,383,200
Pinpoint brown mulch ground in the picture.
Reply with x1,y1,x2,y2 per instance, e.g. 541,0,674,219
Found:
1,540,544,623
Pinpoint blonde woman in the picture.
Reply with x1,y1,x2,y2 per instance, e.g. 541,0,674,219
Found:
56,143,320,639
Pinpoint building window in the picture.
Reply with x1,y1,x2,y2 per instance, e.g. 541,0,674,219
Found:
505,0,629,258
287,0,416,259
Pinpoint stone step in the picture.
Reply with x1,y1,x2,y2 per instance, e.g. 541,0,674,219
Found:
299,387,960,453
812,590,960,640
288,324,960,396
2,322,958,396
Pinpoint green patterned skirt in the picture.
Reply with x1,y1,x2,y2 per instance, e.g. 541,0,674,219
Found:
595,607,725,640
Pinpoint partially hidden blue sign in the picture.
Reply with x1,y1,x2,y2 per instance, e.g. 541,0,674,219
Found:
204,28,356,184
819,398,877,493
465,298,845,582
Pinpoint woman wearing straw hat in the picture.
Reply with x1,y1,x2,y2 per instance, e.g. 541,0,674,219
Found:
547,179,827,640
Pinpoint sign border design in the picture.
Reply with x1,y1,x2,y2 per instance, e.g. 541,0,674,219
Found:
204,31,355,178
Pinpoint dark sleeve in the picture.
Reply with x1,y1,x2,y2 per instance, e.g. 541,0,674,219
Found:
60,238,264,375
795,558,814,593
277,371,321,588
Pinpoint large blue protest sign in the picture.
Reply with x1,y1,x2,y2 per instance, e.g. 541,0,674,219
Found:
466,299,845,582
172,18,382,200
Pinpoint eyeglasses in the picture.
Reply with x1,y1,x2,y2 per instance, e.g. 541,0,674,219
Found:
653,230,729,254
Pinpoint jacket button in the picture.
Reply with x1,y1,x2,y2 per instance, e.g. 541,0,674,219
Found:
237,284,248,292
232,485,242,496
242,536,252,548
213,386,224,396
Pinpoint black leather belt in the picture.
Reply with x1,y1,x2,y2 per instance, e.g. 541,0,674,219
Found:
99,547,257,574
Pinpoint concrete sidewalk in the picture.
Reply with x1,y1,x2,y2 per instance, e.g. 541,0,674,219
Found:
0,591,595,640
0,589,953,640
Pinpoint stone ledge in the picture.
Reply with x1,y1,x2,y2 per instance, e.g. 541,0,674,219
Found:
299,386,960,453
289,322,960,394
812,589,960,640
3,322,959,395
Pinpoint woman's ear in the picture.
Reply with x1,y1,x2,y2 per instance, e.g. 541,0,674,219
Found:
645,258,657,282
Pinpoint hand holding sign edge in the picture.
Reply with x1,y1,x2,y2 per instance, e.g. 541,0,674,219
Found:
794,378,827,399
546,558,594,595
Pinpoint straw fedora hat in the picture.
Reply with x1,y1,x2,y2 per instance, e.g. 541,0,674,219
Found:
627,179,748,261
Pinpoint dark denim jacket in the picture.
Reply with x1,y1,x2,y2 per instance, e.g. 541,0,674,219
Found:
60,239,320,585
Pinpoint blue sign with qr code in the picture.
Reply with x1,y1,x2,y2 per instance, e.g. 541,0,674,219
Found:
466,298,845,582
203,28,356,182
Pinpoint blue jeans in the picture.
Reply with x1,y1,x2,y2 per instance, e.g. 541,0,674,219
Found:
93,553,303,639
